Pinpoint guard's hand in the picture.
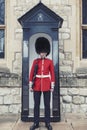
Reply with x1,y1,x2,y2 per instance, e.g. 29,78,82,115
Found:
29,87,33,92
50,88,54,92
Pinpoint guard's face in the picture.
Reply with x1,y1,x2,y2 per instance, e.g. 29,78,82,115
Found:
40,52,47,59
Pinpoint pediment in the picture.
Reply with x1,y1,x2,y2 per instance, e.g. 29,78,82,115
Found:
18,2,63,27
25,9,57,23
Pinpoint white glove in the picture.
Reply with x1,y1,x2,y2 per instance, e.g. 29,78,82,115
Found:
29,81,33,87
51,82,55,92
29,81,33,92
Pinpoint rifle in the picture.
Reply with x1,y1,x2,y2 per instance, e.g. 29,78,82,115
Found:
32,63,38,88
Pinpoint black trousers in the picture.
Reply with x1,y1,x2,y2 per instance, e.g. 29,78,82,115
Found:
33,91,51,124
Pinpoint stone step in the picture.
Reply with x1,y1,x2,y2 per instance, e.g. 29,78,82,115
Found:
13,120,73,130
71,120,87,130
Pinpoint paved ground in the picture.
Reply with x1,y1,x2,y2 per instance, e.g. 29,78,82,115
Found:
0,113,87,130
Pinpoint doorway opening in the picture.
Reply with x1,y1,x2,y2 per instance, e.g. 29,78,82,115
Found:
29,33,53,117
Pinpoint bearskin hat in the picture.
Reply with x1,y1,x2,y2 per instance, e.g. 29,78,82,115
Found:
35,37,50,56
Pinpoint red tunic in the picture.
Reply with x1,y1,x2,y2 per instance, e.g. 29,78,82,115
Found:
29,58,55,91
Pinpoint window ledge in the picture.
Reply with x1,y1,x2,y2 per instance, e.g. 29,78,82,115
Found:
80,59,87,67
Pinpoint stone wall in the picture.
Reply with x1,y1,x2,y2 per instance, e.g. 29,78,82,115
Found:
0,69,21,114
0,0,87,115
0,86,21,114
60,71,87,114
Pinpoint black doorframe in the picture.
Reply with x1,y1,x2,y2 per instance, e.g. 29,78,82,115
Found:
21,28,61,122
18,2,63,122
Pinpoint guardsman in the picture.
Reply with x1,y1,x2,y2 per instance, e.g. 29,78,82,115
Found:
29,37,55,130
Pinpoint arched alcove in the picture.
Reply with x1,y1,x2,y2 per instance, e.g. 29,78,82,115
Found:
29,33,52,117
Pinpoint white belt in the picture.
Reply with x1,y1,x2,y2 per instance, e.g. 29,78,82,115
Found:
36,75,50,78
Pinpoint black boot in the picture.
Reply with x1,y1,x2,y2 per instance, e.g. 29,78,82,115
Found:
45,123,52,130
30,123,39,130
